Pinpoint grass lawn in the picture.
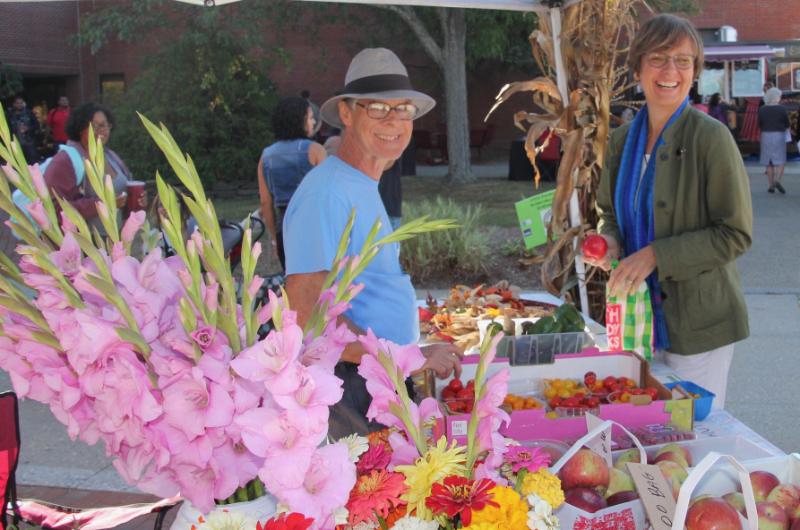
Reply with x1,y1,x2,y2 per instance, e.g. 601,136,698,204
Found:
403,176,555,228
210,174,555,229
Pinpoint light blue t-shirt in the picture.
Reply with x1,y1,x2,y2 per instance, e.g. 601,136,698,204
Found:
283,156,419,345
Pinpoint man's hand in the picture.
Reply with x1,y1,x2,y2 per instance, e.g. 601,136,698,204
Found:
607,245,657,297
115,192,127,208
418,343,464,379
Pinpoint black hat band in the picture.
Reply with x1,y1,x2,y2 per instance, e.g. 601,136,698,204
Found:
343,74,413,95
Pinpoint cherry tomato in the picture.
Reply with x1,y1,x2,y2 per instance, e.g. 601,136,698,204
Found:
447,378,463,392
584,371,597,387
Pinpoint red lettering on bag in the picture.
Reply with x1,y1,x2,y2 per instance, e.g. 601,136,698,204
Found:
606,304,622,350
573,508,636,530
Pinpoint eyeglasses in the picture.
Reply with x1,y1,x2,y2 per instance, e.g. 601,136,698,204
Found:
91,122,112,132
645,53,695,70
355,101,419,120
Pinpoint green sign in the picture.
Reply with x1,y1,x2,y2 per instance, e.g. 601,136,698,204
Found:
515,190,555,249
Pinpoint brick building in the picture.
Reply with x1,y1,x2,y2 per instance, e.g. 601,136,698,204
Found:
1,0,798,152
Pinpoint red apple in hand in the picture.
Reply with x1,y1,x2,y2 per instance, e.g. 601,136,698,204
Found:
744,471,781,502
686,497,743,530
582,235,608,261
559,448,610,492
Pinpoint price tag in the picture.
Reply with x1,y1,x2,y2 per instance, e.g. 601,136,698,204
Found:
585,412,612,467
627,462,677,530
450,420,468,436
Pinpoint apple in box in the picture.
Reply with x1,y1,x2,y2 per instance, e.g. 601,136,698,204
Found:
686,497,743,530
744,470,781,502
766,484,800,514
564,487,607,513
653,442,693,468
758,501,790,530
723,491,746,515
559,448,610,493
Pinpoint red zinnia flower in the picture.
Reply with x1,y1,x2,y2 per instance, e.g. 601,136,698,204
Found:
346,469,408,525
256,512,314,530
426,476,498,526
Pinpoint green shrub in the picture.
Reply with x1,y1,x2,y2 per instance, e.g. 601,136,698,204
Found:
106,27,278,188
400,197,489,281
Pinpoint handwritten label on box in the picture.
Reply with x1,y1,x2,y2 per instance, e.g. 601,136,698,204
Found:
626,463,677,530
585,413,612,467
606,303,622,351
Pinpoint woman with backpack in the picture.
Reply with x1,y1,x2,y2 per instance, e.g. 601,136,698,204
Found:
43,102,145,223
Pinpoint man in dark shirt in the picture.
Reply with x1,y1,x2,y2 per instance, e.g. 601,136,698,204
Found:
6,96,39,163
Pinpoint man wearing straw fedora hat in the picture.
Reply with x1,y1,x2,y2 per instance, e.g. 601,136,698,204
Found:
283,48,463,437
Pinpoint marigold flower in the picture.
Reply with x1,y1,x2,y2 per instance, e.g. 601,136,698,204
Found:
520,468,565,509
469,485,528,529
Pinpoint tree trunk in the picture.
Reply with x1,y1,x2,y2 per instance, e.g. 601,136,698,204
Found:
441,9,474,184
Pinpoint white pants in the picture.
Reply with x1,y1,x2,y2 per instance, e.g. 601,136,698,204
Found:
657,344,735,411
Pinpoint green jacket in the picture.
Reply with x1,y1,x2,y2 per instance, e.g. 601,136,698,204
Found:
597,106,753,355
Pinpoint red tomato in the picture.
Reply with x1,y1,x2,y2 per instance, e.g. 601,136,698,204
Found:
584,371,597,387
447,378,463,392
603,376,618,389
644,387,659,400
456,388,473,400
582,234,608,260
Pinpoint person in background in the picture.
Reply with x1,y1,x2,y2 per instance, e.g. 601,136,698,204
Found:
708,93,727,125
257,96,326,270
301,89,322,137
47,96,71,145
690,88,708,113
283,48,462,437
758,87,790,194
43,102,143,224
591,14,752,410
6,95,39,164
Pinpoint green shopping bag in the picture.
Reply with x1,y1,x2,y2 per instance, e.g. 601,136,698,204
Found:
605,274,653,361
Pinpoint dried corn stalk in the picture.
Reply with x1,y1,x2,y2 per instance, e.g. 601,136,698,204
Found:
487,0,641,318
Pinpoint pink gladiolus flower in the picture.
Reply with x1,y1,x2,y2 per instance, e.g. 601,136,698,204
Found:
358,329,425,378
272,365,343,424
49,232,82,277
476,369,510,420
231,326,304,395
278,443,356,529
387,431,420,467
121,210,146,245
26,199,50,229
246,276,263,300
161,367,235,439
29,164,48,197
2,164,20,185
60,210,77,233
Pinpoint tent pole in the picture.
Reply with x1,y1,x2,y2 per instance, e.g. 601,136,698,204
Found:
549,5,590,316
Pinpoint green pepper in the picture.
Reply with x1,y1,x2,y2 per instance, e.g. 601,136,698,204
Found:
554,303,585,332
529,316,557,334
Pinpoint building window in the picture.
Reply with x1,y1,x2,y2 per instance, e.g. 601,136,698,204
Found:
776,63,800,91
99,74,126,98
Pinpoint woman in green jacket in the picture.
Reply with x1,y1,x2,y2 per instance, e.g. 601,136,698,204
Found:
589,14,753,409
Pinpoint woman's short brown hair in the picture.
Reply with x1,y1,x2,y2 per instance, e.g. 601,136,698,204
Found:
629,14,704,79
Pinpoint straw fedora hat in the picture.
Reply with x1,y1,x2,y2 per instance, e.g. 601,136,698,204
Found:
320,48,436,128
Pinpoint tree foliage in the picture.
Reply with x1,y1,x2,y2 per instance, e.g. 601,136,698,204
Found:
107,27,278,187
0,62,23,101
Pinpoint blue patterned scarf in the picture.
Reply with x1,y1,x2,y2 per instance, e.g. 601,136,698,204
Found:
613,98,688,351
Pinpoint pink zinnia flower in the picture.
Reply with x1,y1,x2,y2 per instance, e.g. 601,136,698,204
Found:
504,445,551,473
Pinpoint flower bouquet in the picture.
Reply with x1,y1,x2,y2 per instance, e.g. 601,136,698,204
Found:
0,111,456,529
334,329,565,529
